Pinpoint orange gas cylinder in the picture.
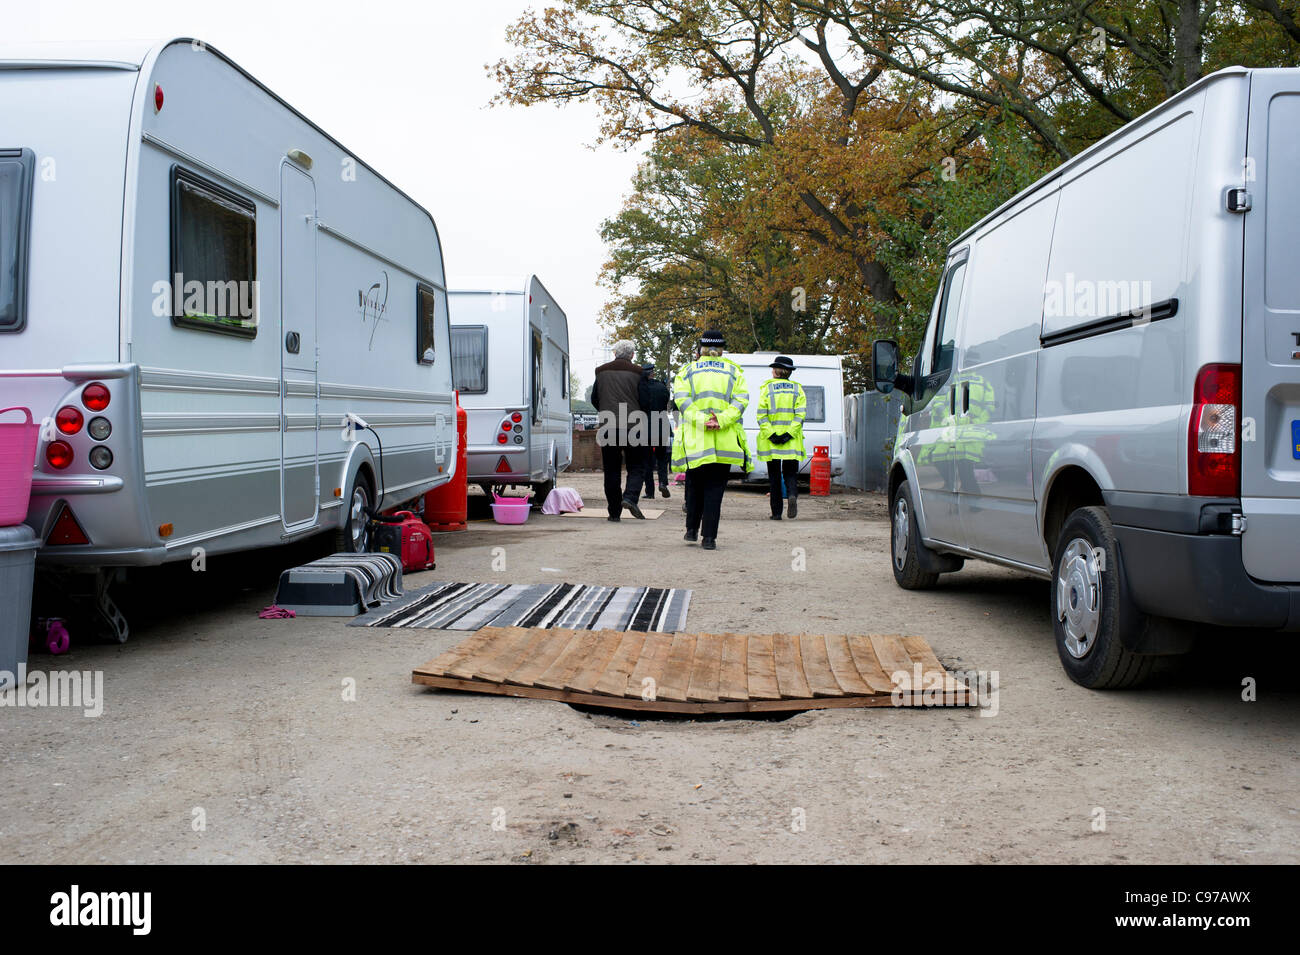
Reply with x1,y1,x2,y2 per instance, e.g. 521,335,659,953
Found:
423,395,468,530
810,445,831,496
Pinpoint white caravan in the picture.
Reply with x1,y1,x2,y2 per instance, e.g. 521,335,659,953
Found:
448,277,572,497
726,353,846,480
0,39,456,636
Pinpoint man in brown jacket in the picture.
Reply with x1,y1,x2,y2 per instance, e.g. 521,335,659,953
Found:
590,340,648,521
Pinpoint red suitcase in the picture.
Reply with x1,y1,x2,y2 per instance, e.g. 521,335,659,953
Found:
370,510,435,572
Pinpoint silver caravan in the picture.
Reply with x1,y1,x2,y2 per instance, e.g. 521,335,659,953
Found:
727,352,846,481
0,40,457,597
873,67,1300,689
448,277,572,498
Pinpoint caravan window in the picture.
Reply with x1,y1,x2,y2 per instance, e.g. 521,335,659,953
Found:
0,149,35,333
416,284,439,364
531,328,543,424
170,167,257,337
451,325,488,392
802,385,826,423
562,355,569,398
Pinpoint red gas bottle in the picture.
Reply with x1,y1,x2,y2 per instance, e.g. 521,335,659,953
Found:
423,394,468,531
810,445,832,496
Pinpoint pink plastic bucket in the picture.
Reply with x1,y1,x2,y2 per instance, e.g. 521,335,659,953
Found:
0,407,39,526
490,501,531,525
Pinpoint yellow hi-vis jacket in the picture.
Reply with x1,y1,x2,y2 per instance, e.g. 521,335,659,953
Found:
670,356,750,471
756,377,806,462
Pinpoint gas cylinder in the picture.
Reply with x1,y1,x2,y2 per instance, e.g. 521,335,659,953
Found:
423,394,468,530
810,445,832,496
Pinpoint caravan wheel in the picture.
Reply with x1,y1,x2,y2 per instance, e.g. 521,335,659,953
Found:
532,444,558,502
335,472,373,554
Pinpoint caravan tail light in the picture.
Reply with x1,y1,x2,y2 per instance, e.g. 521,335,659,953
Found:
46,441,74,470
82,382,110,411
496,433,508,445
55,407,83,435
500,419,511,432
1188,363,1241,496
511,412,522,423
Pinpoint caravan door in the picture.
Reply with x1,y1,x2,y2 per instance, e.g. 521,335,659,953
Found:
279,162,319,529
529,322,546,477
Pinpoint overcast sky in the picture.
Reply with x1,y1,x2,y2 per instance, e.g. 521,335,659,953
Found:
9,0,644,389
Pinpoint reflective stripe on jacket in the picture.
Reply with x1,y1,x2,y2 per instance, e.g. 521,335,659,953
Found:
756,377,806,462
670,357,749,470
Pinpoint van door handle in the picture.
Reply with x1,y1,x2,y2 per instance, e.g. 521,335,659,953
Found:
962,382,970,415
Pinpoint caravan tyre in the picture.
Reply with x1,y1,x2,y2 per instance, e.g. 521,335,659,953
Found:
335,472,373,554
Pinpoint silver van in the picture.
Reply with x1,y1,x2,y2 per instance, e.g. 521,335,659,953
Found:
872,66,1300,689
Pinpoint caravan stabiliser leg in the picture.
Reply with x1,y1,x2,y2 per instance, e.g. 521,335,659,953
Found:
94,568,129,645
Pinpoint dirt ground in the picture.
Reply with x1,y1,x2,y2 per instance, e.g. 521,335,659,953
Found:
1,471,1296,864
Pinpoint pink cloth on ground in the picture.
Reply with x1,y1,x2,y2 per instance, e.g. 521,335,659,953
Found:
259,605,296,619
541,487,584,514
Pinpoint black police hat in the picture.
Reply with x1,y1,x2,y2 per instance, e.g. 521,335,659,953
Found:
769,355,796,371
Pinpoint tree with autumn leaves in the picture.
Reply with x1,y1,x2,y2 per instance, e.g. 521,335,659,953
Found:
493,1,1299,385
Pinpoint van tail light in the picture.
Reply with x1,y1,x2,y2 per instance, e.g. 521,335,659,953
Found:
46,503,91,546
1188,363,1241,496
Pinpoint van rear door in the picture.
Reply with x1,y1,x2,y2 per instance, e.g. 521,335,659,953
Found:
1241,70,1300,583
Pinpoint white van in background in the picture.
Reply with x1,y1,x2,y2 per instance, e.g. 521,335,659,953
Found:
0,38,457,639
873,66,1300,689
449,276,572,499
728,353,845,480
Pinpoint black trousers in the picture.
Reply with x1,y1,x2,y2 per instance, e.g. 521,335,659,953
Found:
767,459,799,516
601,443,647,518
685,462,731,540
643,445,670,495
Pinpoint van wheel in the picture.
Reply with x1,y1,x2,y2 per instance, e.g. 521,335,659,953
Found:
335,472,373,554
890,479,940,590
1051,506,1154,689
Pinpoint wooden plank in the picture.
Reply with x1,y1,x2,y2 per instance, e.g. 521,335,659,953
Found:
565,630,625,693
685,633,724,703
416,627,510,678
591,631,648,698
475,628,547,684
798,634,845,697
444,627,524,680
902,634,947,679
504,628,579,687
626,632,674,700
745,634,781,701
716,633,750,702
870,634,915,686
534,630,601,690
845,635,896,693
412,671,910,712
823,634,877,697
655,633,698,702
772,633,813,699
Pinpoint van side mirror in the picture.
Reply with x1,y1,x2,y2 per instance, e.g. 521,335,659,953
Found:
872,339,912,395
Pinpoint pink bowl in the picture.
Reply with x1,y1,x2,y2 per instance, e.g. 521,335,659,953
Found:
490,501,530,525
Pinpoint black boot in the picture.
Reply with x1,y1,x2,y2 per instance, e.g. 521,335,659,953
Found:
701,538,717,550
787,490,798,519
683,529,698,543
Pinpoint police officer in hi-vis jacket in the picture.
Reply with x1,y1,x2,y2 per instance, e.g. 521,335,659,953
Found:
671,330,749,550
756,355,806,520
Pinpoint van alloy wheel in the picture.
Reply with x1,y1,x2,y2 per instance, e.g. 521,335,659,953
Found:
892,496,910,571
1057,537,1101,658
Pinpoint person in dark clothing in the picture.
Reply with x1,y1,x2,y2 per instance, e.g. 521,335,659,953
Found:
590,340,648,521
638,364,672,499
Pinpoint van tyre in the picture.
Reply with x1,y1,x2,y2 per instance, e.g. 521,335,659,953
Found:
890,479,940,590
1051,506,1154,690
335,472,373,554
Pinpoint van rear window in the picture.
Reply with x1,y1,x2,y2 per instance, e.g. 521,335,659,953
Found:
803,385,826,423
170,167,257,337
0,149,35,333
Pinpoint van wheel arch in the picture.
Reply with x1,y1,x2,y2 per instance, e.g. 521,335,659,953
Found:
1042,466,1105,559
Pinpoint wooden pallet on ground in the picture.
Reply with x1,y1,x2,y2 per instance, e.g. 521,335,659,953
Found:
412,627,973,714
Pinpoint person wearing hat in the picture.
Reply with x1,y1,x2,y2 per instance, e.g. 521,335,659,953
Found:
670,330,749,550
756,355,806,519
